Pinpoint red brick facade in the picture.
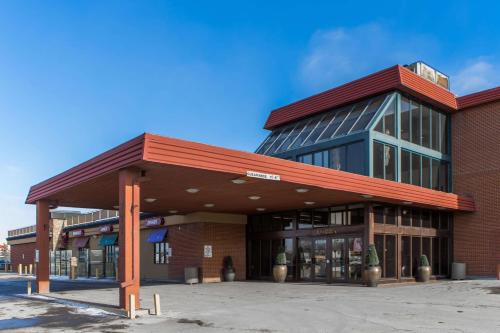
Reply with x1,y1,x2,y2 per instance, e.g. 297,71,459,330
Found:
10,241,37,273
452,100,500,276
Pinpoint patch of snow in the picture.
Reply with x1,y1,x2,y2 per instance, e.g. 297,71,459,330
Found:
21,294,116,317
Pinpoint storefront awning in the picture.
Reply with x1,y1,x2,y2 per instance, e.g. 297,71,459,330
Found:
99,233,118,246
147,228,168,243
74,237,90,248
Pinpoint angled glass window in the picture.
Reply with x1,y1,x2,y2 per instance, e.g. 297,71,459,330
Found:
317,106,350,141
256,129,282,154
274,122,306,154
352,94,387,132
266,126,294,155
303,113,335,146
373,95,396,137
336,102,367,136
288,116,322,150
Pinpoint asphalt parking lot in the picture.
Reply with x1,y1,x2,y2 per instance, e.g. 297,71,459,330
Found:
0,273,500,332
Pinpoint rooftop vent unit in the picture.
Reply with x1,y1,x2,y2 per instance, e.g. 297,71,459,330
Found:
405,61,449,90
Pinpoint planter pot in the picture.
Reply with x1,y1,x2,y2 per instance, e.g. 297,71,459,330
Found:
364,266,381,287
224,269,235,282
418,266,431,282
273,265,287,283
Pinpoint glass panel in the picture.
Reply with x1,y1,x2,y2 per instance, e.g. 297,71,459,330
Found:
330,207,344,225
385,235,396,278
373,142,384,179
432,211,440,229
374,205,384,224
412,209,421,227
352,95,386,132
374,95,396,136
412,237,421,277
298,239,312,280
298,210,312,229
318,107,350,141
303,113,335,146
298,153,313,165
336,102,366,136
438,161,449,192
346,141,365,175
330,146,346,171
440,238,449,275
260,240,271,277
284,238,295,279
272,239,282,265
401,150,411,184
421,105,431,148
384,145,396,181
422,211,431,228
439,113,448,154
386,206,396,225
346,206,364,225
313,150,329,167
282,212,295,231
348,237,363,281
440,213,449,230
402,208,411,226
432,238,439,275
266,126,293,155
401,96,411,141
275,122,306,153
411,101,421,145
313,208,329,228
432,159,440,190
258,129,282,154
375,235,384,276
289,116,322,150
422,156,431,188
431,109,440,151
250,240,260,278
313,239,327,280
411,153,421,186
422,238,431,271
331,238,345,279
401,236,411,277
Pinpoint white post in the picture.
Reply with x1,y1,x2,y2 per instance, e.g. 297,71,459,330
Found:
29,264,33,275
154,293,161,316
18,264,22,275
24,265,28,275
129,294,136,319
27,281,32,295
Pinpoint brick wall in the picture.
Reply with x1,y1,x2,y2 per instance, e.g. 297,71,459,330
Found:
10,242,37,273
452,100,500,276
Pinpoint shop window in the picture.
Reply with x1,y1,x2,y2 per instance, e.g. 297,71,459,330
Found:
313,208,329,228
401,236,411,277
298,211,313,229
154,242,169,264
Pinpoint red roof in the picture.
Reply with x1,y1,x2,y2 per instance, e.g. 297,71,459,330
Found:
265,65,458,129
457,86,500,110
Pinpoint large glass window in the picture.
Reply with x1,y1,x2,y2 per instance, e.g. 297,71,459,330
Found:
374,95,396,137
439,112,448,154
431,110,440,151
401,150,411,184
401,96,411,141
313,150,329,167
303,113,335,146
422,156,431,189
154,242,169,264
330,146,346,170
411,100,421,145
411,153,421,186
373,142,396,181
346,141,365,174
421,105,431,148
401,236,411,277
298,153,313,165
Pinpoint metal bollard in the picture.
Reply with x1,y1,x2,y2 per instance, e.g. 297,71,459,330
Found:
24,266,28,275
153,293,161,316
27,281,32,295
129,294,136,319
29,264,33,275
18,264,22,275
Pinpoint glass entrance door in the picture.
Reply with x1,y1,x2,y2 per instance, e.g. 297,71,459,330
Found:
331,238,346,281
298,239,313,280
313,239,327,281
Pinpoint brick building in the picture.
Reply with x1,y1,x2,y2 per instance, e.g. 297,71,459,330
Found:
6,61,499,310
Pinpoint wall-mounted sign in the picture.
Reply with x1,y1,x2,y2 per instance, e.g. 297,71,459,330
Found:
246,170,280,181
145,217,164,227
99,225,113,233
71,229,84,237
204,245,213,258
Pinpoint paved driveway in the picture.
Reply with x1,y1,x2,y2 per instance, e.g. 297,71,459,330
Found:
1,273,500,332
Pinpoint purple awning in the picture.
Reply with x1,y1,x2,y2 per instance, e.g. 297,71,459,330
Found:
74,237,90,248
147,228,168,243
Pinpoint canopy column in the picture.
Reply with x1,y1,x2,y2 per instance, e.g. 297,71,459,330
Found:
36,200,50,293
118,168,141,311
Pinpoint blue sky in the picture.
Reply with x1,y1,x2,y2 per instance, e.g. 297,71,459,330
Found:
1,1,499,241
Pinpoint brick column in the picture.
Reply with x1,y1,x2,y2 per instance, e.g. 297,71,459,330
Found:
118,168,141,310
36,200,50,293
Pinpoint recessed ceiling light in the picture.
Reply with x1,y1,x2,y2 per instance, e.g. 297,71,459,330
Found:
295,188,309,193
113,205,120,209
186,188,200,194
231,178,247,184
402,201,413,205
204,203,215,208
144,198,157,203
304,201,315,205
169,210,178,214
256,208,266,211
361,194,373,199
248,195,261,200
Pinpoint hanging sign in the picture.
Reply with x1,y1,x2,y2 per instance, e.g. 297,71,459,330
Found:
145,217,164,227
99,225,113,233
71,229,84,237
246,170,280,181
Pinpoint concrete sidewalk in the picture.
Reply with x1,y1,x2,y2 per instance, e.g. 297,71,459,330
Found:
1,273,500,332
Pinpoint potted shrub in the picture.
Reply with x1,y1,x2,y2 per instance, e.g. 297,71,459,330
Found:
418,254,431,282
273,248,287,283
223,256,235,282
364,244,381,287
